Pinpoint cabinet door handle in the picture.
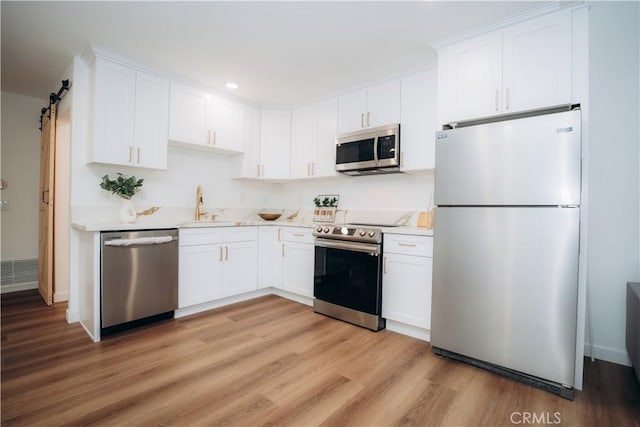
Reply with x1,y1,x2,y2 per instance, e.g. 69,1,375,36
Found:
277,229,281,241
383,256,387,274
129,146,133,163
401,152,404,168
307,162,311,176
256,164,260,177
213,131,217,145
366,112,371,127
495,89,500,112
225,246,229,260
505,87,510,110
207,130,211,144
311,162,315,176
136,148,140,164
360,113,365,128
219,246,223,261
398,243,417,248
282,243,285,257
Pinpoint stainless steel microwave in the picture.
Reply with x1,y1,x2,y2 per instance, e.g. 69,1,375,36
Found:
335,124,401,176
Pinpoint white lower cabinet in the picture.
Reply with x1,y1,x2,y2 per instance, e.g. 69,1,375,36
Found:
257,226,314,297
281,241,314,297
257,226,283,288
223,241,258,296
382,234,433,329
179,227,257,308
179,244,223,307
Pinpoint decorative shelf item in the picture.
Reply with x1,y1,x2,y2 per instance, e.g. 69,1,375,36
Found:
313,194,339,223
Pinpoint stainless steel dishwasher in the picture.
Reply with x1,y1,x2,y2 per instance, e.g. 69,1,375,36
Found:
101,229,178,333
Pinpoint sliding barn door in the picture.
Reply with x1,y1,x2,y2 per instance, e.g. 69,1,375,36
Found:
38,104,56,306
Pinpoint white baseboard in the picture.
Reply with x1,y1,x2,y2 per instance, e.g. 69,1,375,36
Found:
1,281,38,294
54,291,69,303
175,288,272,319
386,320,430,342
584,342,632,366
66,309,79,323
270,288,313,307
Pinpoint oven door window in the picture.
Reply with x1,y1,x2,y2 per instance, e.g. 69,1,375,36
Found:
314,245,381,315
336,138,375,164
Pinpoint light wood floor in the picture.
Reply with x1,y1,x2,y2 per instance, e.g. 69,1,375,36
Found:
2,290,639,426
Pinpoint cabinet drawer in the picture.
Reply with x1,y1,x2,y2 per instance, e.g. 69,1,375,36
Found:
384,234,433,257
180,228,224,246
180,226,257,246
282,227,314,244
223,226,257,243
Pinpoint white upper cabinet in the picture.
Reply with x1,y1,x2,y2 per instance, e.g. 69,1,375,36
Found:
168,82,210,147
291,97,338,179
238,105,262,178
210,96,245,153
338,80,401,134
291,104,316,179
400,69,438,171
133,72,170,169
259,109,291,180
169,82,245,154
502,11,572,113
437,9,573,124
437,32,502,124
337,88,367,133
90,57,169,169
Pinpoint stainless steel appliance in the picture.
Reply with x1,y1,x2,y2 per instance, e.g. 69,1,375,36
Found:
431,105,581,399
313,225,385,331
335,124,401,176
101,229,179,333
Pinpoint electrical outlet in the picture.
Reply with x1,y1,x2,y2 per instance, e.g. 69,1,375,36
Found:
1,200,8,211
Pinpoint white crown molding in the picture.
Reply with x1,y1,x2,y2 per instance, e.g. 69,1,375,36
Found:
430,1,587,51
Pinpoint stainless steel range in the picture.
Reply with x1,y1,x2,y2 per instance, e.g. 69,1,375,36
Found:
313,224,385,331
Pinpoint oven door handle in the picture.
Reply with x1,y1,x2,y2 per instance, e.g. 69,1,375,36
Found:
315,239,380,255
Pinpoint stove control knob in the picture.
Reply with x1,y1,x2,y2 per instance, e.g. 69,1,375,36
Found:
368,231,376,237
359,230,366,236
324,227,330,233
316,226,323,233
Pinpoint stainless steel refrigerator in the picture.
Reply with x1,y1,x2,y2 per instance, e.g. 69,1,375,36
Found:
431,105,581,399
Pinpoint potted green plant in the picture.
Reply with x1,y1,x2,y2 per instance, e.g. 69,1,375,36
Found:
99,173,144,223
313,194,339,222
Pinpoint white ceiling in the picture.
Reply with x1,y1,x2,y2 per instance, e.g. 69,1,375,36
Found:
1,1,549,106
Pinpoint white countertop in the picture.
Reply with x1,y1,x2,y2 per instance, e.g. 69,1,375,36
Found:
71,219,433,236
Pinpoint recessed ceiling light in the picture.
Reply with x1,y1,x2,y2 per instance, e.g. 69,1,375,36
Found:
225,82,239,90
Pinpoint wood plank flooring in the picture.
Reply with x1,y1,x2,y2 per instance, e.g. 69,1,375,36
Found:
2,290,639,426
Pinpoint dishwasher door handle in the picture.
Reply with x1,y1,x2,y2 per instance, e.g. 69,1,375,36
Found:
104,236,175,247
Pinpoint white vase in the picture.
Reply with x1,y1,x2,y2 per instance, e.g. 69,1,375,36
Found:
118,198,137,223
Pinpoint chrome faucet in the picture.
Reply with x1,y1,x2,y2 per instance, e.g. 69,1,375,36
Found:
195,185,209,221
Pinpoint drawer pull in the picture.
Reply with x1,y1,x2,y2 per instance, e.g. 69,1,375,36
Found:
219,246,223,261
282,243,285,257
383,256,387,274
398,243,417,248
293,233,305,237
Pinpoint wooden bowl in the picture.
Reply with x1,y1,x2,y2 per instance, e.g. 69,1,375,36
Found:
259,212,282,221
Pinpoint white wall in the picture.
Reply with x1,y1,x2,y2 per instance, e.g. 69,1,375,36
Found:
0,91,47,261
275,172,434,212
586,1,640,365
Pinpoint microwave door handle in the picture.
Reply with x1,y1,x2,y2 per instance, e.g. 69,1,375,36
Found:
373,134,379,164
